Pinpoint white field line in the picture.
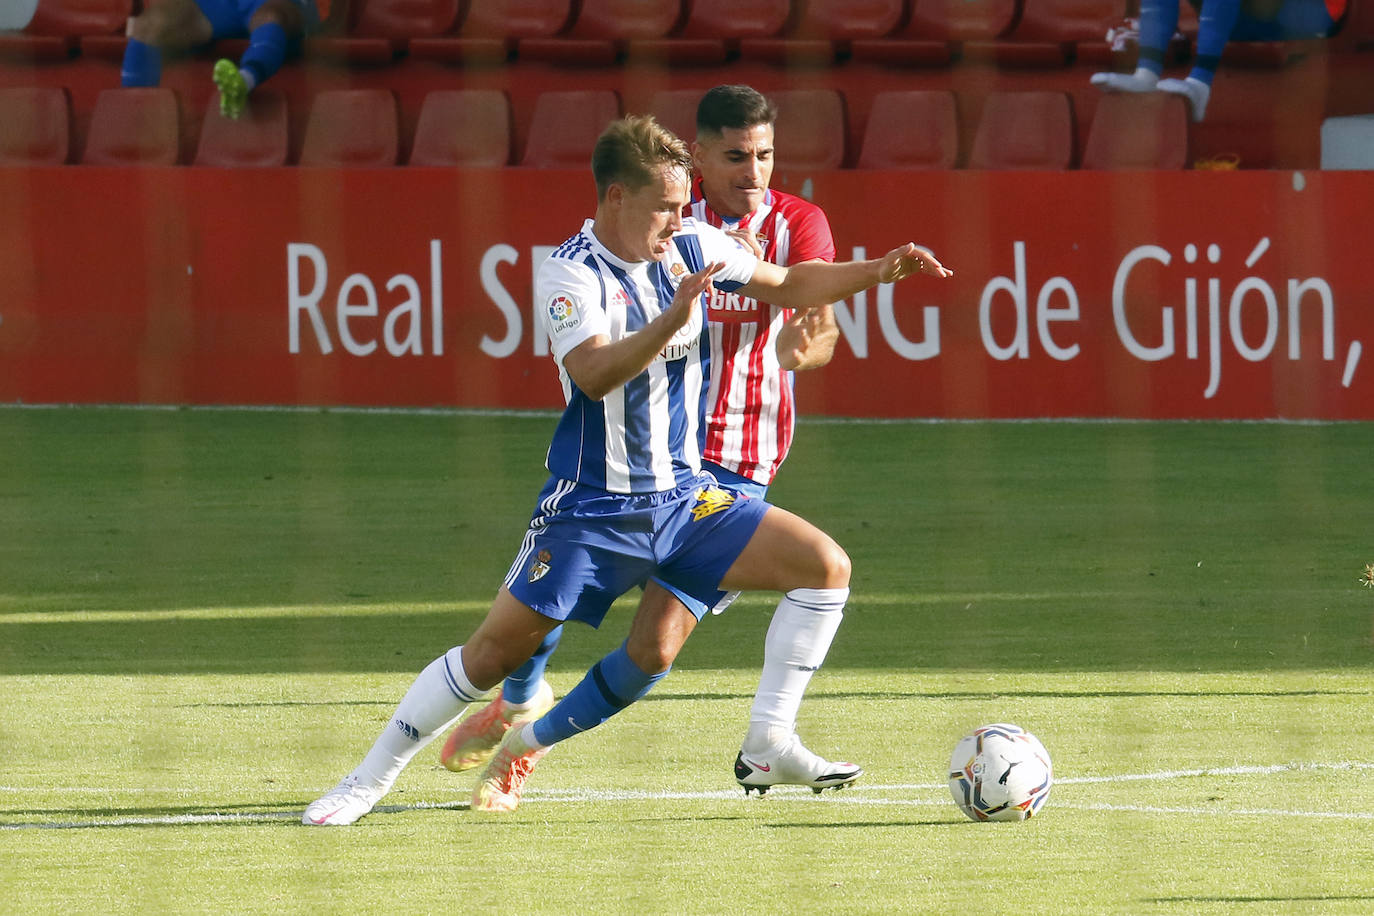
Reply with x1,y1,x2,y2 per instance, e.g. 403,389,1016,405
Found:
4,761,1374,830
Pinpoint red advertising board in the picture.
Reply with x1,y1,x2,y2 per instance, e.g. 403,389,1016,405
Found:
2,166,1371,418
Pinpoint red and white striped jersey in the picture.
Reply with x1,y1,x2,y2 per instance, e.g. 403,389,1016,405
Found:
688,180,836,484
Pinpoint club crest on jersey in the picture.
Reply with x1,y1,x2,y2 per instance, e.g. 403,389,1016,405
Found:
528,549,552,583
547,294,579,334
670,262,687,278
690,486,736,521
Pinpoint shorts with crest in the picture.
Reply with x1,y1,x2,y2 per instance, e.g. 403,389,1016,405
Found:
503,472,769,626
653,462,768,617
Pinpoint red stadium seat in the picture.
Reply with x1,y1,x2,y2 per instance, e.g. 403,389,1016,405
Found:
1000,0,1126,64
648,89,704,144
83,88,181,166
0,0,130,57
299,90,399,167
566,0,682,39
1012,0,1125,42
310,0,462,60
742,0,902,62
624,0,785,63
969,91,1075,170
674,0,789,38
521,90,621,168
409,0,573,61
0,87,71,165
896,0,1017,39
460,0,573,36
790,0,905,39
194,89,289,167
770,89,847,171
352,0,462,37
520,0,681,63
25,0,129,34
858,90,959,170
849,0,1013,64
1081,93,1189,170
409,90,512,167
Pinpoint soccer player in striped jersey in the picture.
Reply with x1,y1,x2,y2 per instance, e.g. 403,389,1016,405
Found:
303,114,949,825
691,84,840,489
441,85,867,800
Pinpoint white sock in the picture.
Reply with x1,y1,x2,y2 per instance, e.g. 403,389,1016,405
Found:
501,680,550,713
742,587,848,754
516,722,547,751
1158,76,1210,122
355,646,485,791
239,68,257,91
1090,67,1160,93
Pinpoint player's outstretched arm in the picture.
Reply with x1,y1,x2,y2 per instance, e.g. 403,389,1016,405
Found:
742,243,951,311
561,262,724,401
879,243,953,282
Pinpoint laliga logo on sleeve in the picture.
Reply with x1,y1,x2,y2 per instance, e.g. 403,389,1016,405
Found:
547,294,579,334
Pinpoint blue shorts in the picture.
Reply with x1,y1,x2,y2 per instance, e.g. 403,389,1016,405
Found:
504,472,770,627
197,0,319,39
653,462,768,617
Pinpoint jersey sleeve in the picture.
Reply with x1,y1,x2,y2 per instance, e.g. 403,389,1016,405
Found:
694,221,759,293
537,256,610,364
785,201,837,265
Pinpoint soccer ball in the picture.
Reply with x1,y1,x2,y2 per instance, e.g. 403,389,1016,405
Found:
948,723,1053,822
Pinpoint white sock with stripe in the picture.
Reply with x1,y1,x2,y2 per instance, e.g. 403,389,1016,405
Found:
354,646,485,791
742,587,848,754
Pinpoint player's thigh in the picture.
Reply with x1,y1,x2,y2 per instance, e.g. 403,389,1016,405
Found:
718,505,850,594
245,0,306,33
128,0,213,46
625,581,699,674
460,586,561,690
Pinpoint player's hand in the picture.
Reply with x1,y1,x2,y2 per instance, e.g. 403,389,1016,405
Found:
879,244,953,283
725,227,764,259
776,309,823,370
669,261,725,324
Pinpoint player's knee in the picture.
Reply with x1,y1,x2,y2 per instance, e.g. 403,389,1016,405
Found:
126,9,172,44
250,0,304,34
817,539,851,589
624,632,676,675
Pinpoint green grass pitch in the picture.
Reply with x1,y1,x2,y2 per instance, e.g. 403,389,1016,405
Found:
2,407,1373,914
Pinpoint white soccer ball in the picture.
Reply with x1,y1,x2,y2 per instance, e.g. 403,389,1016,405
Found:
948,723,1053,822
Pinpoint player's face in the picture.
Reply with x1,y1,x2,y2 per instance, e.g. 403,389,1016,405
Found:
617,165,690,262
692,123,775,220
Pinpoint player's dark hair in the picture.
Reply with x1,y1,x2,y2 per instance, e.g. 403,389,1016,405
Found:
592,115,692,200
695,85,777,138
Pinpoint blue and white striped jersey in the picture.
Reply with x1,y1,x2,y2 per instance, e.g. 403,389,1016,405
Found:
537,217,758,494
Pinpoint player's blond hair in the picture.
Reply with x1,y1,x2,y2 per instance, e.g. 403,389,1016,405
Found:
591,115,692,200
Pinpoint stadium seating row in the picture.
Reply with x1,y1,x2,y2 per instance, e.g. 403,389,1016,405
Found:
0,83,1190,169
5,0,1371,65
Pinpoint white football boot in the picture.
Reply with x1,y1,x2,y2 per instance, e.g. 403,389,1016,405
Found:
301,772,384,826
734,734,862,796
